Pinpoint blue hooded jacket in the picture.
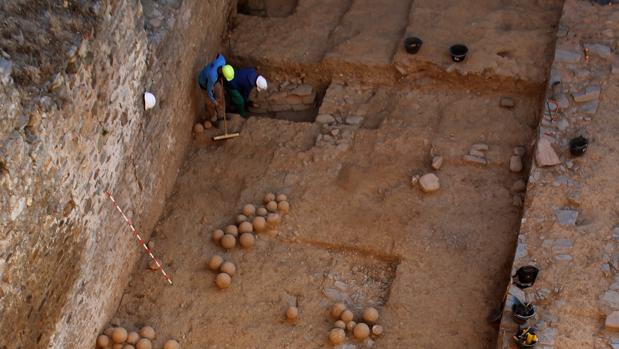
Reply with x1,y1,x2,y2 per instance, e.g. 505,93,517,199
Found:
198,54,226,101
226,68,258,101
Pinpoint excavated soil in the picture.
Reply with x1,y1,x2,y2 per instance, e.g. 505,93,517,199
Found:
111,1,567,348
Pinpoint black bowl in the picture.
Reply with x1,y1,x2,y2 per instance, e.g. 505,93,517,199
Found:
569,136,588,156
404,37,423,54
450,44,469,62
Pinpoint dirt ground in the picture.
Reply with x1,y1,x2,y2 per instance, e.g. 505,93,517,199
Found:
111,1,567,348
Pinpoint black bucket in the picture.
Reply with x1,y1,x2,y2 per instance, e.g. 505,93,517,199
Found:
512,302,536,325
404,37,423,54
515,266,539,288
514,328,538,348
569,136,588,156
449,44,468,62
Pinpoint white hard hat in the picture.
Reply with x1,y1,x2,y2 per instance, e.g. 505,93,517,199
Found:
144,92,156,110
256,75,267,92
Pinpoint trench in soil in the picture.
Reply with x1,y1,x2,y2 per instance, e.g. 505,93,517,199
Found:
111,1,565,348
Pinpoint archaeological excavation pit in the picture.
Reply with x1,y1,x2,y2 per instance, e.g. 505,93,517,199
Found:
7,1,619,349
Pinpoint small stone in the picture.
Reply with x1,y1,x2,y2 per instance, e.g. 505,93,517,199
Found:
345,116,363,125
471,143,489,152
579,100,599,115
316,114,335,124
572,85,601,103
555,209,578,226
419,173,440,193
469,149,486,158
48,73,64,92
555,93,570,109
555,48,582,63
511,180,526,193
0,58,12,83
509,155,523,172
554,254,573,261
431,156,443,170
499,97,515,108
584,43,611,58
606,311,619,330
512,194,523,207
463,154,488,165
513,146,526,157
535,138,560,167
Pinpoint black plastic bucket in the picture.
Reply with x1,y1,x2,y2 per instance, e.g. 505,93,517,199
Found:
404,37,423,54
449,44,468,62
515,266,539,288
569,136,588,156
512,303,536,325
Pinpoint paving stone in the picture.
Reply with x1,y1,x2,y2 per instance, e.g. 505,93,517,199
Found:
555,254,573,261
552,238,573,254
555,208,578,226
585,43,612,58
580,100,599,115
535,138,561,167
555,48,583,63
500,97,515,108
431,156,443,171
572,85,601,103
419,173,440,193
463,154,488,165
469,149,486,158
510,155,523,172
600,290,619,313
345,116,363,125
315,114,335,124
290,84,313,97
471,143,489,151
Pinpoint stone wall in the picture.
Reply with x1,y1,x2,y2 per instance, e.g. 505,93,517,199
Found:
0,0,231,348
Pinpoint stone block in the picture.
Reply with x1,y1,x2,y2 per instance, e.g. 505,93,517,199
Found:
290,84,313,97
579,100,599,115
285,95,303,105
600,290,619,313
535,138,561,167
463,155,488,165
345,116,363,125
572,85,601,103
291,104,311,111
509,155,523,172
585,43,611,58
315,114,335,124
555,48,583,63
419,173,440,193
555,209,578,226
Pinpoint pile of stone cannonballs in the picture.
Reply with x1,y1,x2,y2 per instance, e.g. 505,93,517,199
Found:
95,325,180,349
327,304,383,346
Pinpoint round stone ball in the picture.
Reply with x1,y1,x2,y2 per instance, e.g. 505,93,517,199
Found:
286,306,299,322
266,213,281,228
139,326,155,340
340,310,354,323
224,225,238,237
331,303,347,319
242,204,256,216
211,229,224,243
220,234,236,249
328,328,346,345
96,334,110,348
207,255,224,271
346,321,356,332
235,214,248,224
353,323,370,340
126,331,139,345
252,216,267,233
263,193,276,204
104,327,114,336
215,272,232,289
334,320,346,329
112,344,123,349
239,221,253,234
220,261,236,276
135,338,152,349
111,327,128,344
372,324,384,336
276,193,288,202
163,339,180,349
266,201,278,213
193,123,204,134
362,307,379,323
256,207,268,217
277,201,290,214
123,345,135,349
239,233,255,248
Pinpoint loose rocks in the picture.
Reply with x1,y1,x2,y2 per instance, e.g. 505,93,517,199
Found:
419,173,440,193
334,320,346,329
211,229,224,243
207,255,224,271
112,327,128,344
266,201,278,212
340,310,354,322
264,193,276,203
239,233,255,248
220,234,236,249
431,156,443,170
220,261,236,276
239,221,253,234
362,307,379,323
215,273,232,289
97,335,110,348
331,303,347,318
277,201,290,214
353,323,370,340
135,338,152,349
139,326,156,340
224,225,239,237
509,155,523,172
372,325,384,336
286,306,299,322
252,216,267,233
242,204,256,216
126,332,139,344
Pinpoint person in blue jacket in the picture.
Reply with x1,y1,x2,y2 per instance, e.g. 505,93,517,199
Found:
198,54,235,121
224,67,268,117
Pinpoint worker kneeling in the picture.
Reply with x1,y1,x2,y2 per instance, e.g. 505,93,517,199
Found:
224,67,268,117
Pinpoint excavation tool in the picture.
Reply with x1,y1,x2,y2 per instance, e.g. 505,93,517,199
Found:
212,115,239,141
105,192,173,285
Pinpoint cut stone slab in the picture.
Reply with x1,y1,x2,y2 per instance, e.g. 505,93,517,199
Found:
471,143,489,152
419,173,440,193
600,291,619,313
463,154,488,165
469,149,486,158
555,48,583,63
345,116,363,125
555,209,578,226
535,138,561,167
316,114,335,124
500,97,515,108
290,84,313,97
431,156,443,171
580,100,599,115
572,85,601,103
509,155,523,172
585,43,611,58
